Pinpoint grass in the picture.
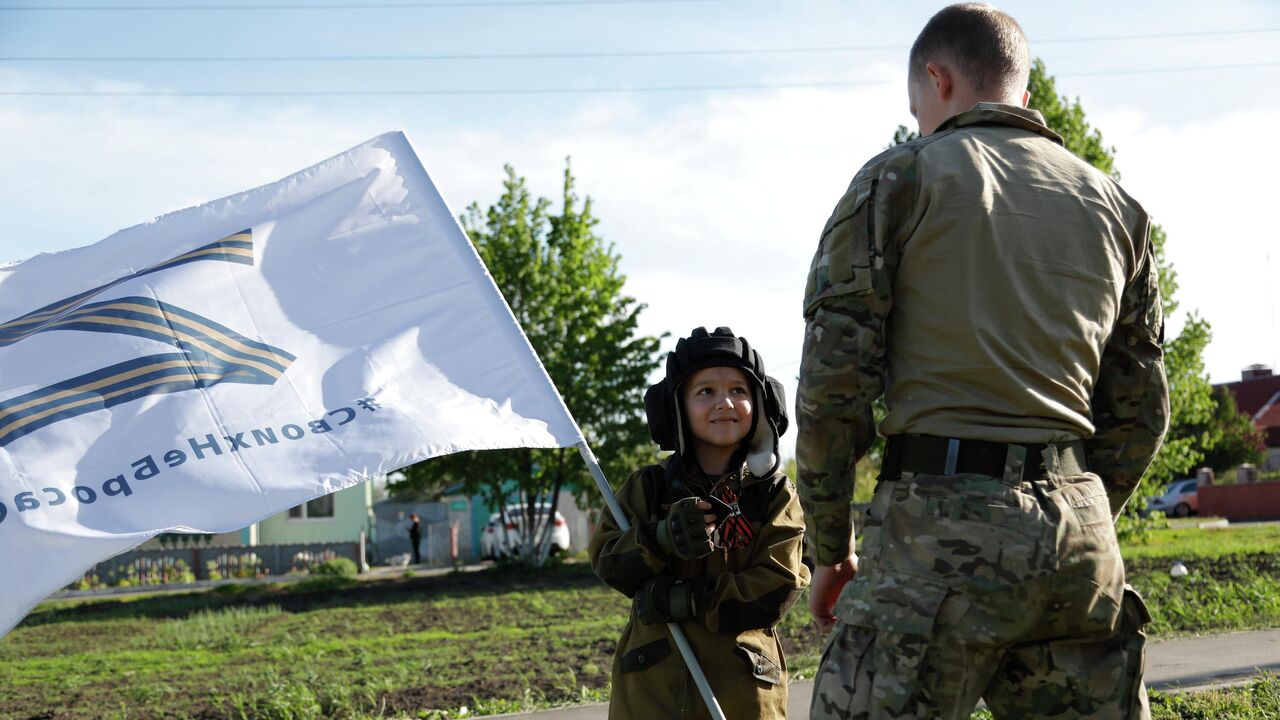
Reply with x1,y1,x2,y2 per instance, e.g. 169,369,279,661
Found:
2,524,1278,719
2,563,629,720
1122,522,1280,560
1121,522,1280,637
1149,674,1280,719
147,604,284,651
1128,558,1280,636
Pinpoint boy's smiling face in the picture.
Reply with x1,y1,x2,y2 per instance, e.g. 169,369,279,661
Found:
681,366,754,451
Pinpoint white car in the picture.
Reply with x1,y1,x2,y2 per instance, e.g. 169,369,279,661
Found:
480,504,571,560
1145,478,1199,518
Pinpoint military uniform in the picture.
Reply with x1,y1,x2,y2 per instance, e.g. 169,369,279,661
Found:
589,455,811,719
797,104,1169,719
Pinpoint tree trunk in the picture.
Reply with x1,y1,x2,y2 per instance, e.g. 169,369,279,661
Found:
533,448,568,566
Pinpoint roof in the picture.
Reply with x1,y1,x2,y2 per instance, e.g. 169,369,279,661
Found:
1219,374,1280,421
1218,373,1280,449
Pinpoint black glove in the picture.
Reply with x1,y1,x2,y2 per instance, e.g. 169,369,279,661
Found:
636,575,703,625
656,496,714,560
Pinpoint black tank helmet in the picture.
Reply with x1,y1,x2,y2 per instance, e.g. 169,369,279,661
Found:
643,326,789,477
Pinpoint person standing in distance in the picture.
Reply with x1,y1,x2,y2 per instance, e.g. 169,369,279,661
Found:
408,512,422,565
797,4,1169,719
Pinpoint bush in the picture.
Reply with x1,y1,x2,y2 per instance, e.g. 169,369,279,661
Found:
310,558,357,577
1116,510,1168,543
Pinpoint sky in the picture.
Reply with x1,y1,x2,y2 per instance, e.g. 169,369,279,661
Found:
1,0,1278,461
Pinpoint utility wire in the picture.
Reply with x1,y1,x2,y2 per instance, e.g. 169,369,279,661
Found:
0,0,732,9
0,79,890,97
2,60,1277,96
4,27,1278,62
1038,27,1280,43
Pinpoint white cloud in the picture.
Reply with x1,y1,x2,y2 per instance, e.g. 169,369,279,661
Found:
0,74,914,461
413,77,912,459
0,95,375,260
1099,107,1280,384
3,59,1272,463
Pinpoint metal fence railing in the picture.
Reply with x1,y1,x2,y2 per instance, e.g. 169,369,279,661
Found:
67,541,361,591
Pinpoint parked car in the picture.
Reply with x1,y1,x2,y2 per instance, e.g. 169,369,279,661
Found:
480,504,570,560
1145,478,1199,517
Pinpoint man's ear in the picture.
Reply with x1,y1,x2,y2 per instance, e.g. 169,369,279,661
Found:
926,61,952,101
1020,88,1030,107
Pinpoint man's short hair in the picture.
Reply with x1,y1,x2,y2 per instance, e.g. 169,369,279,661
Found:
909,3,1029,96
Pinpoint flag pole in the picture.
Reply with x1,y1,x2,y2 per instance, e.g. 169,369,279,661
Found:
576,441,727,720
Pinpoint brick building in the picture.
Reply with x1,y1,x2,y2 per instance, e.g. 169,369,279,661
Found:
1217,364,1280,472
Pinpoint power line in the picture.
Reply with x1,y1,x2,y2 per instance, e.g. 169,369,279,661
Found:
0,0,730,9
1063,60,1280,77
1038,27,1280,44
4,28,1278,62
0,78,893,96
4,47,905,63
2,61,1276,97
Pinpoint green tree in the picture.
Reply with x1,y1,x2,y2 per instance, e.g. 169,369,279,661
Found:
392,162,663,566
1027,59,1118,178
1182,389,1268,476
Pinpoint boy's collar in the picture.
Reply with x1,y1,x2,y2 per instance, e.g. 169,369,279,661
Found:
662,452,772,489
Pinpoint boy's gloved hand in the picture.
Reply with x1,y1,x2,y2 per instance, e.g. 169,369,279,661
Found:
656,497,716,559
636,575,702,624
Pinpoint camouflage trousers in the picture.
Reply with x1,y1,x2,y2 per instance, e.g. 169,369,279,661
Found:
811,469,1151,719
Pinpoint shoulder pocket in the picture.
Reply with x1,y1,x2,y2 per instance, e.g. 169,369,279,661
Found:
1135,242,1164,344
804,178,878,316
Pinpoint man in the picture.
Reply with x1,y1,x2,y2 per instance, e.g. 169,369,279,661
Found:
797,4,1169,719
408,512,422,565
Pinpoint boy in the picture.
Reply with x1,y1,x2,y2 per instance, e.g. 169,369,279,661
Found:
589,326,811,719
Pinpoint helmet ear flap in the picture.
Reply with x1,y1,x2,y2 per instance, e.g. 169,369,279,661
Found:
644,380,679,451
745,374,789,477
766,375,789,438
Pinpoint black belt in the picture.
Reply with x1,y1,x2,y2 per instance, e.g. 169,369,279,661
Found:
882,434,1087,483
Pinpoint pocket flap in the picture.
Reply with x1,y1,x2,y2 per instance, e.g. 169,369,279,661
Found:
1123,584,1153,626
733,644,783,685
620,637,671,673
835,573,948,636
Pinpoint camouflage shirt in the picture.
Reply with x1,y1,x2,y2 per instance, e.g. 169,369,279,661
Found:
797,103,1170,565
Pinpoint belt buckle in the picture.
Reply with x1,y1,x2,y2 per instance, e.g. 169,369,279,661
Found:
1003,444,1028,485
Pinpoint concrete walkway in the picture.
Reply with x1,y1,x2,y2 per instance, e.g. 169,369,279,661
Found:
491,629,1280,719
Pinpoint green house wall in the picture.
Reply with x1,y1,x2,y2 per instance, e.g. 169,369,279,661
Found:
257,482,373,545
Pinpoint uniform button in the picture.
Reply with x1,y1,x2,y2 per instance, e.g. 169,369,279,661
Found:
756,664,764,673
638,655,646,665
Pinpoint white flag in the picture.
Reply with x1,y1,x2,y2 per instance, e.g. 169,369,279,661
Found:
0,132,583,636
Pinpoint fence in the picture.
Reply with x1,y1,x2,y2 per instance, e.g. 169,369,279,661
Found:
1199,481,1280,521
71,541,361,590
373,500,470,567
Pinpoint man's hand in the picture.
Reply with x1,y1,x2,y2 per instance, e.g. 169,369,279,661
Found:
809,552,859,634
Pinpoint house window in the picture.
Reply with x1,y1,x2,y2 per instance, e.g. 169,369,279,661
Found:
288,494,335,520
